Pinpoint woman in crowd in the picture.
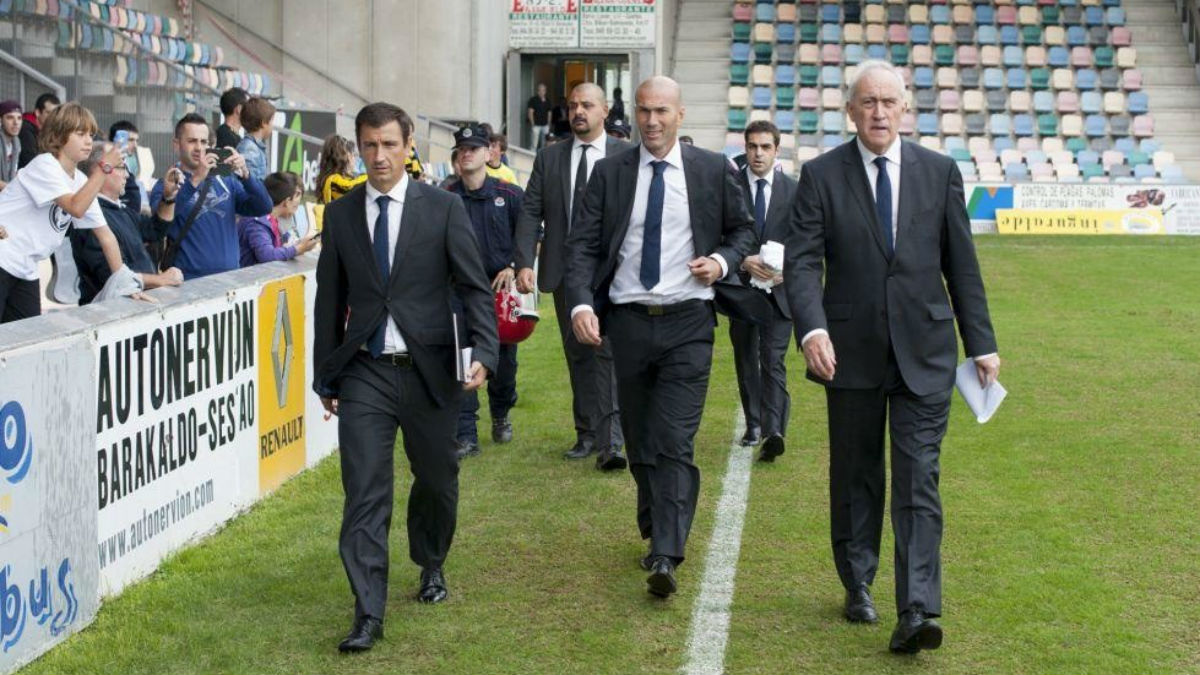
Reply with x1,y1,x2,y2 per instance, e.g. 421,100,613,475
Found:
314,134,364,204
237,171,316,266
0,102,128,322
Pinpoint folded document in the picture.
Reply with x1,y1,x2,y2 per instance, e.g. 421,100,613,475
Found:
955,360,1007,424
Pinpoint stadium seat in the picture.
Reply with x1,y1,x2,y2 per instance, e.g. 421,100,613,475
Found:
775,111,796,133
799,65,819,86
1107,7,1125,25
1014,114,1035,136
775,64,796,86
980,45,1002,67
799,43,820,64
821,44,842,64
731,43,751,63
752,87,772,108
899,112,917,135
1036,113,1059,136
963,90,985,112
913,66,935,89
799,111,820,133
942,113,964,135
986,89,1009,111
798,87,820,108
1134,164,1157,179
1032,90,1055,113
731,63,750,85
977,24,999,45
1111,115,1133,136
937,67,959,88
1101,150,1125,169
1080,91,1102,114
776,86,796,108
990,113,1013,136
733,22,751,42
754,42,774,63
800,23,819,42
1084,114,1107,137
915,89,938,111
820,65,842,86
1123,69,1143,91
961,67,982,88
1103,92,1125,115
939,89,962,111
1076,69,1098,90
866,43,888,60
728,109,749,130
753,65,773,85
912,44,934,66
843,2,862,23
1111,26,1132,47
821,23,842,43
1094,46,1115,69
734,3,753,22
1062,114,1084,136
822,88,844,109
753,22,775,43
1010,90,1032,112
1007,68,1028,89
821,134,843,148
776,23,796,44
1099,68,1121,90
777,3,797,22
1127,91,1149,115
728,87,750,108
983,67,1005,89
1161,165,1185,182
1084,6,1104,26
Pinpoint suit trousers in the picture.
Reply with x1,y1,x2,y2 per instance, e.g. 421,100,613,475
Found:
825,348,951,617
457,343,518,442
553,288,623,450
728,304,793,437
337,353,461,621
607,301,714,563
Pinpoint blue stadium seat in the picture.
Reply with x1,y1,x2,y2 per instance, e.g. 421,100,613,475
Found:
1084,7,1104,26
1003,46,1024,67
917,113,939,135
966,113,988,135
1014,114,1035,136
1113,138,1137,153
931,5,951,23
731,43,751,63
994,136,1016,152
1139,139,1162,153
820,65,842,86
990,113,1012,136
1004,163,1030,181
1026,150,1047,165
983,68,1005,89
777,43,796,62
910,24,931,45
775,110,795,133
1081,91,1102,114
944,136,967,152
1106,8,1125,25
821,4,840,23
755,4,774,22
1085,115,1107,137
977,25,998,45
1077,150,1101,166
1161,165,1185,182
1076,69,1098,90
776,65,796,86
752,87,772,108
844,44,865,64
776,23,796,43
821,134,843,148
822,111,845,133
1006,68,1028,89
821,24,841,43
913,67,935,89
867,44,888,60
1066,26,1087,47
999,25,1020,46
1048,47,1070,68
976,5,995,24
1134,164,1156,179
1033,91,1055,113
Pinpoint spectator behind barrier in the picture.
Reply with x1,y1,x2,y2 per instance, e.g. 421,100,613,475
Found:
314,134,365,204
0,102,130,322
18,92,58,168
71,142,183,304
216,86,249,150
0,100,21,190
108,119,142,213
607,86,626,124
485,132,518,185
237,97,276,181
149,113,273,279
238,171,316,266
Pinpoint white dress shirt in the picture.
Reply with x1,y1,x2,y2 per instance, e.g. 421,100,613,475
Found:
364,175,409,354
568,134,607,217
745,165,775,216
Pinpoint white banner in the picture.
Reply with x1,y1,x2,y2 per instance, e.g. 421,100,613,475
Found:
0,337,99,673
580,0,656,48
1013,183,1200,235
509,0,579,49
93,289,261,595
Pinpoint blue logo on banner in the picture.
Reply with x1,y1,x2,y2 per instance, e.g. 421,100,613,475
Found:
0,401,34,532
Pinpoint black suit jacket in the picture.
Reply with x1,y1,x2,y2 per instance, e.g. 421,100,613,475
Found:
784,140,997,396
564,142,758,325
514,135,632,292
313,181,499,407
717,167,799,322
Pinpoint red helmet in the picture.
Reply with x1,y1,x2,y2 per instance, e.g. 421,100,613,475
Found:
495,288,539,344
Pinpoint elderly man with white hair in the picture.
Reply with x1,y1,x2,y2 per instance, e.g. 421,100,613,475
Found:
785,60,1002,654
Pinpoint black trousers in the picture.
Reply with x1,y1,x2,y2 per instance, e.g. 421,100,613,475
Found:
457,342,518,442
553,288,623,450
728,303,793,437
0,267,39,324
825,349,952,617
337,353,461,621
607,301,715,563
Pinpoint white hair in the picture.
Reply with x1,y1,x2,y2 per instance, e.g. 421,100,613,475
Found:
847,60,908,101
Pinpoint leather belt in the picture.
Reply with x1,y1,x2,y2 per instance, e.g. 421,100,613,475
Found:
360,349,414,368
615,299,707,316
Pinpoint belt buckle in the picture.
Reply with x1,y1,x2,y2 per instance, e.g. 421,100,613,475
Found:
390,353,412,367
647,304,664,316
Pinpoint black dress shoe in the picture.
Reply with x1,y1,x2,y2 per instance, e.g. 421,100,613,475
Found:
418,568,448,604
889,608,943,654
492,417,513,444
740,426,763,447
596,447,627,471
455,440,480,460
844,584,880,623
646,556,678,598
563,441,596,460
338,616,383,653
757,435,785,463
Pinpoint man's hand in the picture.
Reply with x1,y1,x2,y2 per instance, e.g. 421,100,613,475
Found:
740,254,777,281
571,308,602,346
162,167,183,200
802,333,837,381
491,267,515,292
463,361,489,391
225,147,249,179
687,256,722,286
975,354,1001,388
515,267,535,294
320,396,339,418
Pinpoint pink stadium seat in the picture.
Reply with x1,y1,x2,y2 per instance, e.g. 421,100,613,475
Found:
974,148,998,164
1132,115,1155,137
1122,69,1143,91
939,89,961,111
1017,137,1040,152
1000,148,1023,166
889,24,910,43
1102,150,1125,169
733,4,752,21
900,112,916,134
996,6,1017,24
1110,26,1132,47
1071,47,1094,68
1030,163,1054,179
957,46,979,66
1056,91,1080,113
798,88,820,108
866,24,887,42
822,44,842,64
776,4,797,22
822,88,844,108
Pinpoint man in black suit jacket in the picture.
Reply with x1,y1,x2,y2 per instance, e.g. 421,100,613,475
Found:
565,76,756,597
725,120,798,462
313,103,498,653
515,83,632,471
785,61,1000,654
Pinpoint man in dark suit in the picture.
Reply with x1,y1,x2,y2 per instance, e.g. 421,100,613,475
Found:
785,61,1000,654
726,120,798,461
313,102,498,653
565,76,756,597
515,82,631,471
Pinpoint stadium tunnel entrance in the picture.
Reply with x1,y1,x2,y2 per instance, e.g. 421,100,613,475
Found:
508,52,639,149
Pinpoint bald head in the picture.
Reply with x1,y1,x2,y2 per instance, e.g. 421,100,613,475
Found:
634,76,686,158
568,82,610,142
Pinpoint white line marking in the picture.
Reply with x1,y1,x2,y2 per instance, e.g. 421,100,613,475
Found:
682,406,754,675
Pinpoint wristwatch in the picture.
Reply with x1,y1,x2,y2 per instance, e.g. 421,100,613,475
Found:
99,161,114,175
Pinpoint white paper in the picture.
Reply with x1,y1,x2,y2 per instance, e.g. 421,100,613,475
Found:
750,240,785,292
94,264,143,302
955,360,1007,424
459,347,474,383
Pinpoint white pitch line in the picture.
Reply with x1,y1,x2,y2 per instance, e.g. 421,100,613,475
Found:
681,406,754,675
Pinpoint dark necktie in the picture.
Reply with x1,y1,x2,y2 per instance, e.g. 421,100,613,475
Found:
873,156,894,255
754,177,767,237
367,194,391,357
639,160,668,290
570,143,591,229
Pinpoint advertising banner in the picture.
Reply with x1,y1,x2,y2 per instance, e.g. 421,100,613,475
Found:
273,109,337,195
996,208,1165,235
0,337,99,672
257,276,307,495
1012,183,1200,235
94,289,260,594
509,0,580,49
580,0,656,48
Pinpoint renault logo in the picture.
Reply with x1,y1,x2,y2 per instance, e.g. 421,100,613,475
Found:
270,289,294,409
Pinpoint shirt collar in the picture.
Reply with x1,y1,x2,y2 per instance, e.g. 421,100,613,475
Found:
639,140,683,172
573,134,606,153
98,194,122,207
857,136,902,168
746,165,775,188
365,174,409,206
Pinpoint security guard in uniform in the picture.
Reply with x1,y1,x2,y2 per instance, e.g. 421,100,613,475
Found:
446,124,525,458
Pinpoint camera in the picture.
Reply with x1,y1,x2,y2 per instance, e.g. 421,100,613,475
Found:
206,147,234,176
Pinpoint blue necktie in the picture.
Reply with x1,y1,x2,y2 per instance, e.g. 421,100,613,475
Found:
367,195,391,357
639,160,668,290
754,177,767,237
873,156,894,256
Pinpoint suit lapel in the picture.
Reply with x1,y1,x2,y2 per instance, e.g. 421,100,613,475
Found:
389,179,423,285
557,140,573,225
609,147,640,255
763,172,791,243
681,143,705,247
893,141,920,267
347,188,384,287
842,141,890,259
